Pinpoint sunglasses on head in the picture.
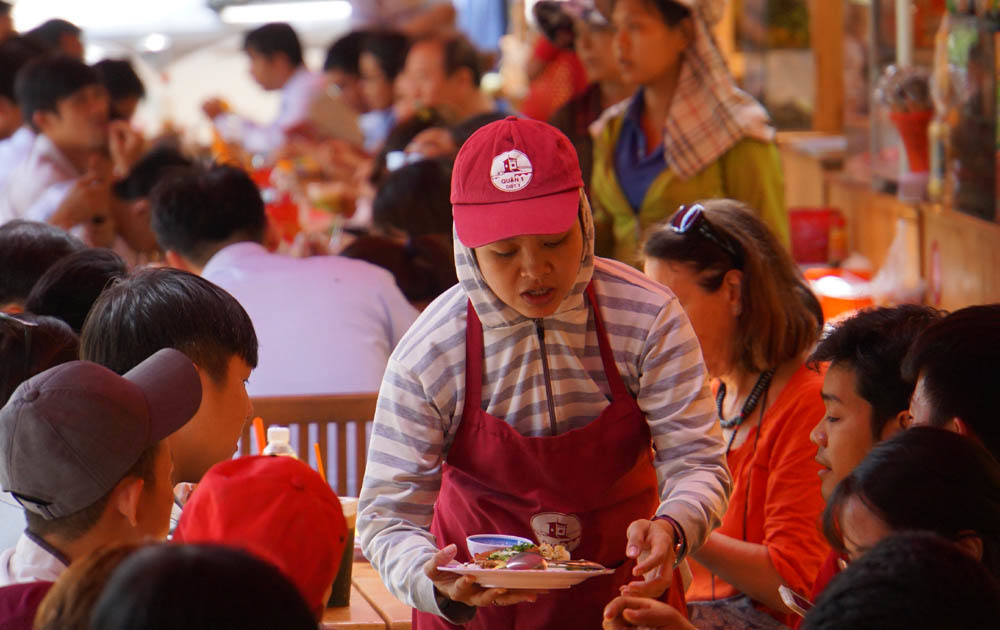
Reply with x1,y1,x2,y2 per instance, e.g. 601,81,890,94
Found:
668,204,743,269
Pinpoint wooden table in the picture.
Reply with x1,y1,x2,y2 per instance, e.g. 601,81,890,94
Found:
352,562,413,630
322,562,412,630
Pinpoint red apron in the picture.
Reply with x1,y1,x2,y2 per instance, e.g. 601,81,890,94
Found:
414,284,685,629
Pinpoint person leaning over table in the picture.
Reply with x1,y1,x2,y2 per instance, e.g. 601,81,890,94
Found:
589,0,788,267
642,200,828,628
358,116,731,629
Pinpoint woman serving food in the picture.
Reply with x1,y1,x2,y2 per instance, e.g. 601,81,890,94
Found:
358,117,731,628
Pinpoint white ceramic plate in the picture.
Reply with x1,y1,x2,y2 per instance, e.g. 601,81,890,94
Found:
437,563,613,589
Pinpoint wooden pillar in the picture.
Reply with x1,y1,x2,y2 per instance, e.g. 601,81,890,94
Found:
809,0,845,133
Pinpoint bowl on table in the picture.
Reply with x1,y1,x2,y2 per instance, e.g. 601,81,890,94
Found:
466,534,534,558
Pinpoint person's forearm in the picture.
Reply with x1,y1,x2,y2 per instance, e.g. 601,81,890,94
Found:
691,532,791,614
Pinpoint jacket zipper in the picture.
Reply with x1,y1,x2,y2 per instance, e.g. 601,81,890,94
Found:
535,320,558,436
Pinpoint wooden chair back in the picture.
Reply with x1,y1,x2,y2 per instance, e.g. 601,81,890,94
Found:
240,393,378,497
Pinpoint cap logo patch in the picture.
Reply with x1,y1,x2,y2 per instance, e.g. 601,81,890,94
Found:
490,150,533,192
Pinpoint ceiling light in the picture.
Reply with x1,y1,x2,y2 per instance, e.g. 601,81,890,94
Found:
141,33,172,52
219,1,352,25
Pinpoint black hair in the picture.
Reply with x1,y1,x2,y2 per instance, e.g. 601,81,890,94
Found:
24,444,160,542
341,235,457,306
822,427,1000,580
611,0,692,26
93,59,145,101
24,19,81,51
150,163,267,267
361,30,410,80
324,30,369,74
112,145,192,200
80,267,258,385
0,37,46,104
0,220,84,307
14,55,100,131
441,33,485,85
373,158,453,238
91,544,318,630
25,248,128,333
808,305,943,438
450,111,508,148
0,312,78,405
243,22,303,67
803,532,1000,630
0,2,11,17
901,304,1000,460
370,108,448,186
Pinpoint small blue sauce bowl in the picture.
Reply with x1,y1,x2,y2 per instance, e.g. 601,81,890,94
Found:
466,534,535,558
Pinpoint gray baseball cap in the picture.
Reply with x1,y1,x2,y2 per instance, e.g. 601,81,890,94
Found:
0,347,202,519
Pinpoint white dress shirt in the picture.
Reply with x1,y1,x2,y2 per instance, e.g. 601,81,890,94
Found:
0,126,36,195
0,133,77,225
0,532,68,586
201,242,419,396
214,67,325,157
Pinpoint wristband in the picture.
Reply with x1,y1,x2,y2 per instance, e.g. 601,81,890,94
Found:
652,514,687,566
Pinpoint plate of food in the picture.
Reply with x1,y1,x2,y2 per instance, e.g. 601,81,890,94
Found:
439,540,613,589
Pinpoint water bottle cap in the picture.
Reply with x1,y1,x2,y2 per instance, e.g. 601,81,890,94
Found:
267,426,290,443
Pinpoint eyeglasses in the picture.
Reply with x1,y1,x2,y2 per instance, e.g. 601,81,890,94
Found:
668,204,743,269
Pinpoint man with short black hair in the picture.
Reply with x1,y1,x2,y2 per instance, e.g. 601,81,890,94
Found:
202,22,323,156
93,58,145,122
0,56,119,234
323,30,370,114
23,19,82,59
804,304,943,603
402,33,496,124
149,163,418,397
0,348,201,587
109,145,191,266
0,220,83,313
903,303,1000,461
81,268,259,484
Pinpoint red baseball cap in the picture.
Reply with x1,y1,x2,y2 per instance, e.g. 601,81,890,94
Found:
451,116,583,248
173,456,347,613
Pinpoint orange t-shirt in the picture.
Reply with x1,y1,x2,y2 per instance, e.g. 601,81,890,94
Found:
687,365,830,625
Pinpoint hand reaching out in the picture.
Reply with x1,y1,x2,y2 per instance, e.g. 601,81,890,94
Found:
423,544,548,608
621,518,676,598
603,596,695,630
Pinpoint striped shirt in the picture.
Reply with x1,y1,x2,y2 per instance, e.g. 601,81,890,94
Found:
358,197,730,619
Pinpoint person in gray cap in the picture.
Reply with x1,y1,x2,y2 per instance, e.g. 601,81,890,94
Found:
0,347,202,587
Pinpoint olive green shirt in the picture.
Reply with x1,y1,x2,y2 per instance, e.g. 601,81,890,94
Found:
590,111,789,266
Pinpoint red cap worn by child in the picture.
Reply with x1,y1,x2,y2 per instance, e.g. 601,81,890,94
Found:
451,115,583,248
173,455,347,613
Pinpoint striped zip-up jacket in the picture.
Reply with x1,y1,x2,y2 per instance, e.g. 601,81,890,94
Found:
358,197,731,620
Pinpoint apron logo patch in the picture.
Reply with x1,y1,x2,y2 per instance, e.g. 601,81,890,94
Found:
530,512,582,551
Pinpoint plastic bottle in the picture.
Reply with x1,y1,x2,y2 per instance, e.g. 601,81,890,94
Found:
262,426,298,458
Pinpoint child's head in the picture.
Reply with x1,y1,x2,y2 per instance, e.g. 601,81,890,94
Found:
15,55,108,150
173,455,348,618
451,116,588,318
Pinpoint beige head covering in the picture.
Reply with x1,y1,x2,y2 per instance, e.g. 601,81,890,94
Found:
594,0,774,180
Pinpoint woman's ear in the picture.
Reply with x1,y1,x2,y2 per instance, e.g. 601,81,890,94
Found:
723,269,742,316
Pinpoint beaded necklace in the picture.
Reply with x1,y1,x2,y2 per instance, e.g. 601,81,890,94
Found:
716,368,776,452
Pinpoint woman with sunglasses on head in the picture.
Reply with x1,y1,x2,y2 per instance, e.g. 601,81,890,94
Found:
590,0,788,267
641,200,828,629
